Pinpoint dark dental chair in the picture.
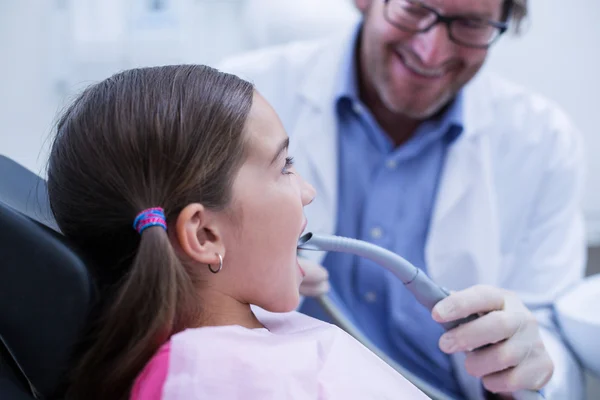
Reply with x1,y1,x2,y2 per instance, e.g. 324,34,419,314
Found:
0,155,94,399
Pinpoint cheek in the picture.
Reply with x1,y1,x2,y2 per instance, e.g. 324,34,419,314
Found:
458,43,487,62
364,24,415,80
242,183,301,240
227,182,303,305
455,51,487,82
467,53,487,70
254,186,302,265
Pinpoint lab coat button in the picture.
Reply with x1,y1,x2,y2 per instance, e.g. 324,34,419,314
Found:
386,159,397,169
370,226,383,239
352,102,363,115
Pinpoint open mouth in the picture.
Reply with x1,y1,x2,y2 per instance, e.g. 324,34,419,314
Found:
297,219,308,278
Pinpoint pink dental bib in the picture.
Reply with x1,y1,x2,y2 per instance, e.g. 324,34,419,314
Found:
132,307,430,399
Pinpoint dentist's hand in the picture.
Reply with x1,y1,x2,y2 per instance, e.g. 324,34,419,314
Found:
298,257,330,297
432,285,554,396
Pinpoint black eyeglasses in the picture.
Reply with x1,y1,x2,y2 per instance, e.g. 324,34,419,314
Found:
383,0,509,49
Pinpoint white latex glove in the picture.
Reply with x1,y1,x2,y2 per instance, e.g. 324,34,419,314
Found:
298,257,330,297
431,285,554,396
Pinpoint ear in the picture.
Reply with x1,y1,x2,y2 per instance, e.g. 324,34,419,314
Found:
355,0,373,13
174,203,225,266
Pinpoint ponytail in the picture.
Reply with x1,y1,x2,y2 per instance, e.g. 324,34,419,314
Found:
66,227,200,400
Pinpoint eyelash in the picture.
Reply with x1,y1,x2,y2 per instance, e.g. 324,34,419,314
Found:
282,156,295,175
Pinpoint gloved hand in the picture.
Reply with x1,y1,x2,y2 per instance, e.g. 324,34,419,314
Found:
298,257,330,297
431,284,554,396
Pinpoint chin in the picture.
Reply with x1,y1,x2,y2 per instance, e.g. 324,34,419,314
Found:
395,97,454,120
383,85,457,120
261,293,300,314
403,104,447,120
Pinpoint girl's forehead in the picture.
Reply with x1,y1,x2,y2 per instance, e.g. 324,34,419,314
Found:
244,94,288,153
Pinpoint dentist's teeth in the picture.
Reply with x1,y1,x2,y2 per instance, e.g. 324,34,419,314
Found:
396,51,445,78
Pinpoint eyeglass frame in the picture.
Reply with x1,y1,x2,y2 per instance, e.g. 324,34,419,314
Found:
382,0,512,49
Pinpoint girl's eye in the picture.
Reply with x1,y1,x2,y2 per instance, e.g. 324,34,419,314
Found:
282,156,295,175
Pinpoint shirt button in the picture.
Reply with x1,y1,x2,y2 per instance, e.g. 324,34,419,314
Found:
364,291,377,303
352,102,363,115
370,226,383,239
386,159,397,169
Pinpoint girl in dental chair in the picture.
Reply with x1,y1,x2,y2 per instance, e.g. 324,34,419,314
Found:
47,65,428,400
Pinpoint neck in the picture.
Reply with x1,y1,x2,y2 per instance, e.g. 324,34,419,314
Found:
195,289,264,330
361,86,421,147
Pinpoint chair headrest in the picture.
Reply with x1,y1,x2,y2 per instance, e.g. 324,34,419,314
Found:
0,155,59,232
0,156,95,398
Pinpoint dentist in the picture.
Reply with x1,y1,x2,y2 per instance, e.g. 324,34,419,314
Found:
218,0,586,398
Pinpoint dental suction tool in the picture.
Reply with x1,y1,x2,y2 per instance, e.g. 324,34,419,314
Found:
297,232,471,329
297,233,544,400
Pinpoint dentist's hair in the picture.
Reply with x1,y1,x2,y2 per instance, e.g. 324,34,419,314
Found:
506,0,528,33
47,65,254,400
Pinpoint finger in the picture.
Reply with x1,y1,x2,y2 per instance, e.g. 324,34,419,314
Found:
439,310,520,353
432,284,505,323
298,258,329,284
481,350,554,393
463,337,530,378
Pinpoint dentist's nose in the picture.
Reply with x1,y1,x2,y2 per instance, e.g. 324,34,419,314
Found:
412,24,455,67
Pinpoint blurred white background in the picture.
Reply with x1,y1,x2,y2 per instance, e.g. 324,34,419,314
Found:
0,0,598,396
1,0,598,245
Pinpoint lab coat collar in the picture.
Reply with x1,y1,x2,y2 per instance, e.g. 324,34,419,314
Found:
461,70,495,139
297,30,353,112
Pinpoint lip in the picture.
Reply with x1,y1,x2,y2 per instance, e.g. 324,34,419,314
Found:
392,48,448,81
297,261,306,277
299,218,307,238
297,218,307,278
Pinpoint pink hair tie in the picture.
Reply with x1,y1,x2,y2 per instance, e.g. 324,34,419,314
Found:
133,207,167,234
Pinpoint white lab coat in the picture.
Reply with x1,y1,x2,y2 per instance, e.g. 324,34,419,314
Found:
218,27,586,400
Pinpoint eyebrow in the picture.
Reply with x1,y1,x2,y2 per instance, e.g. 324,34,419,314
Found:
270,137,290,165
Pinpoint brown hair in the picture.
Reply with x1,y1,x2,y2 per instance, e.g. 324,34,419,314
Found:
505,0,528,33
47,65,254,400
